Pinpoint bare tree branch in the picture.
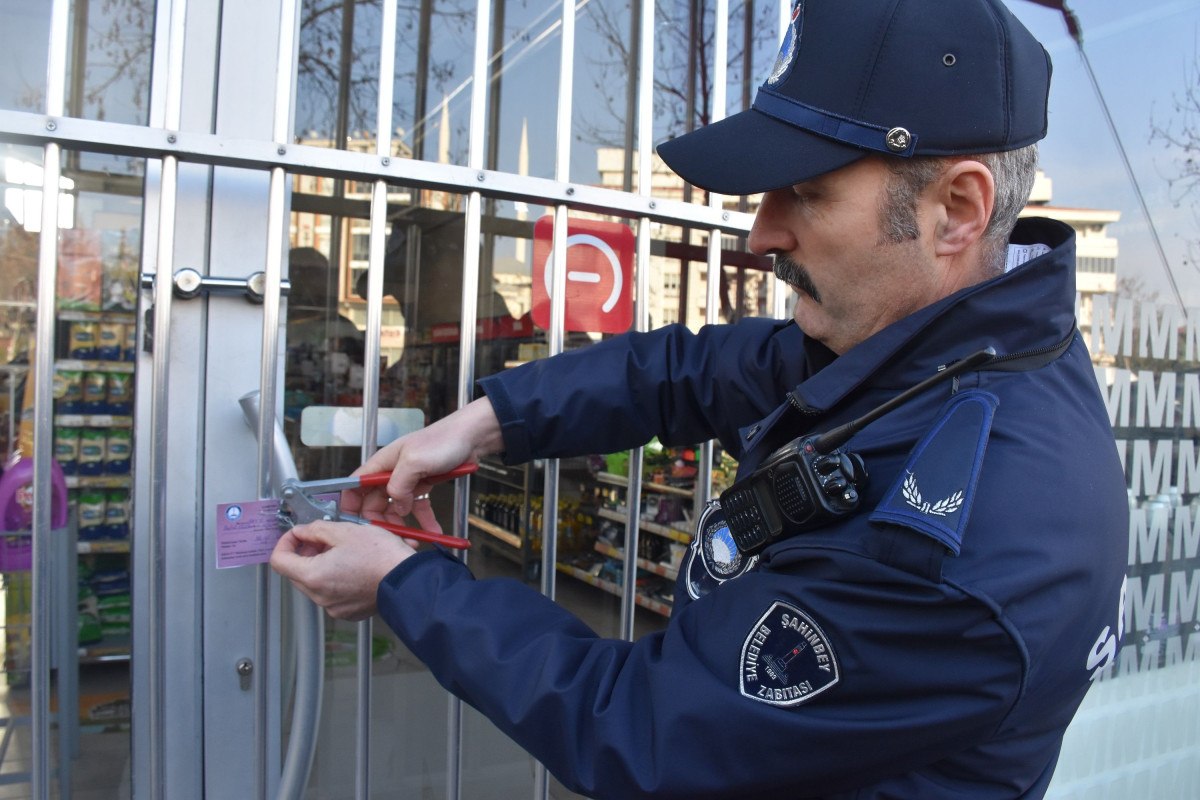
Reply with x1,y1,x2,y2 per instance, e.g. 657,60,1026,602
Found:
1150,33,1200,268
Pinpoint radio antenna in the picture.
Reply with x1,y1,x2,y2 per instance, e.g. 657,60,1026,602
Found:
812,347,996,454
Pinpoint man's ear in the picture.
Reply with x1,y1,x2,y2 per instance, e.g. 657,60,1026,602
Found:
931,160,994,257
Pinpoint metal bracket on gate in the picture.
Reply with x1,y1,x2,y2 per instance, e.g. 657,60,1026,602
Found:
140,268,291,304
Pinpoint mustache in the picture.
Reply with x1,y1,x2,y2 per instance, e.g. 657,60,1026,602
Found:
773,255,821,303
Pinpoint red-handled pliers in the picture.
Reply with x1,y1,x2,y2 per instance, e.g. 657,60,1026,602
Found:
277,463,477,549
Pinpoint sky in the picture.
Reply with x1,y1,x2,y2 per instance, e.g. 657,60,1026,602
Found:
1002,0,1200,307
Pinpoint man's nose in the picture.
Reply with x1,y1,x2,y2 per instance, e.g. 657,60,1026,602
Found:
747,190,796,256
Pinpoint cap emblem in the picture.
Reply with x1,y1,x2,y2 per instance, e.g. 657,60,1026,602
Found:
767,0,805,86
885,127,912,153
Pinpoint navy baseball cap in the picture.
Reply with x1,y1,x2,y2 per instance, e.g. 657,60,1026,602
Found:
657,0,1052,195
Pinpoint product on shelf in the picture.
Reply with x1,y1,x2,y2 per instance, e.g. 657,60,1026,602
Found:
97,321,124,361
104,429,132,475
57,230,104,311
0,454,69,531
604,451,629,476
78,429,106,476
97,593,131,639
123,323,137,362
82,372,108,413
101,230,139,313
107,372,133,415
54,370,84,412
77,490,107,541
55,427,81,475
103,490,130,539
68,322,100,360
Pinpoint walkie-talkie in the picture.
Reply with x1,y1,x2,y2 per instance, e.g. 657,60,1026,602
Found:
719,347,996,556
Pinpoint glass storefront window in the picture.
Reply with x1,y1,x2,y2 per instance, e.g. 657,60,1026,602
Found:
0,138,142,797
1007,2,1200,794
0,0,154,124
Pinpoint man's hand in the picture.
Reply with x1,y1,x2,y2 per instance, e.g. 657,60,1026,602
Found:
270,520,415,621
273,397,503,618
342,396,505,518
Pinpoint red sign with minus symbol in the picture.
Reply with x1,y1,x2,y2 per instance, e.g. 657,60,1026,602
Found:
531,215,635,334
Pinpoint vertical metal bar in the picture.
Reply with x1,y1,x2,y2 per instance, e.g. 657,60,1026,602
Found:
447,0,493,796
467,0,492,171
362,58,398,493
485,0,507,173
710,0,728,129
412,0,434,160
636,0,654,230
535,207,563,790
32,3,71,797
734,0,753,312
619,0,656,642
256,169,287,800
327,0,357,299
479,0,508,283
534,2,576,795
554,0,575,183
355,3,399,797
451,192,482,800
335,0,356,151
147,155,177,800
145,0,189,796
620,0,642,193
539,210,568,605
541,0,576,599
675,0,701,326
697,0,728,508
772,0,790,323
256,0,300,797
354,189,381,798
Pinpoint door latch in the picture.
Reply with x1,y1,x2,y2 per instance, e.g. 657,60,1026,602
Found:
141,268,291,304
236,658,254,691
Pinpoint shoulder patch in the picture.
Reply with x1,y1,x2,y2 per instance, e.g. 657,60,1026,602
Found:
740,601,839,707
869,389,998,555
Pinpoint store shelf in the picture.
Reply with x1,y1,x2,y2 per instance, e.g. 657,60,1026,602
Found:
64,475,132,490
593,539,679,582
554,563,672,618
596,507,691,544
476,458,533,488
79,636,131,664
595,471,694,498
57,310,136,323
55,414,133,428
77,540,130,555
468,514,522,550
55,360,134,373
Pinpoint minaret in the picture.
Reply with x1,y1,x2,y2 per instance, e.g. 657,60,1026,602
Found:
514,118,530,263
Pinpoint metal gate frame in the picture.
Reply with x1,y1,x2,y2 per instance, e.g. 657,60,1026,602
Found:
1,0,773,796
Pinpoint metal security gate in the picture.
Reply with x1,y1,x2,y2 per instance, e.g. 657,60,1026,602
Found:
0,0,770,796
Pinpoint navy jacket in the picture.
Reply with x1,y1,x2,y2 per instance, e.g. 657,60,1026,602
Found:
377,218,1128,798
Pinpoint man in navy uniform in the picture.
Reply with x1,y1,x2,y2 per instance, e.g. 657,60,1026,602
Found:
271,0,1128,796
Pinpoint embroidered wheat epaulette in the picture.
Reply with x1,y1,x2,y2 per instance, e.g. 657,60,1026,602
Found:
869,389,998,555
